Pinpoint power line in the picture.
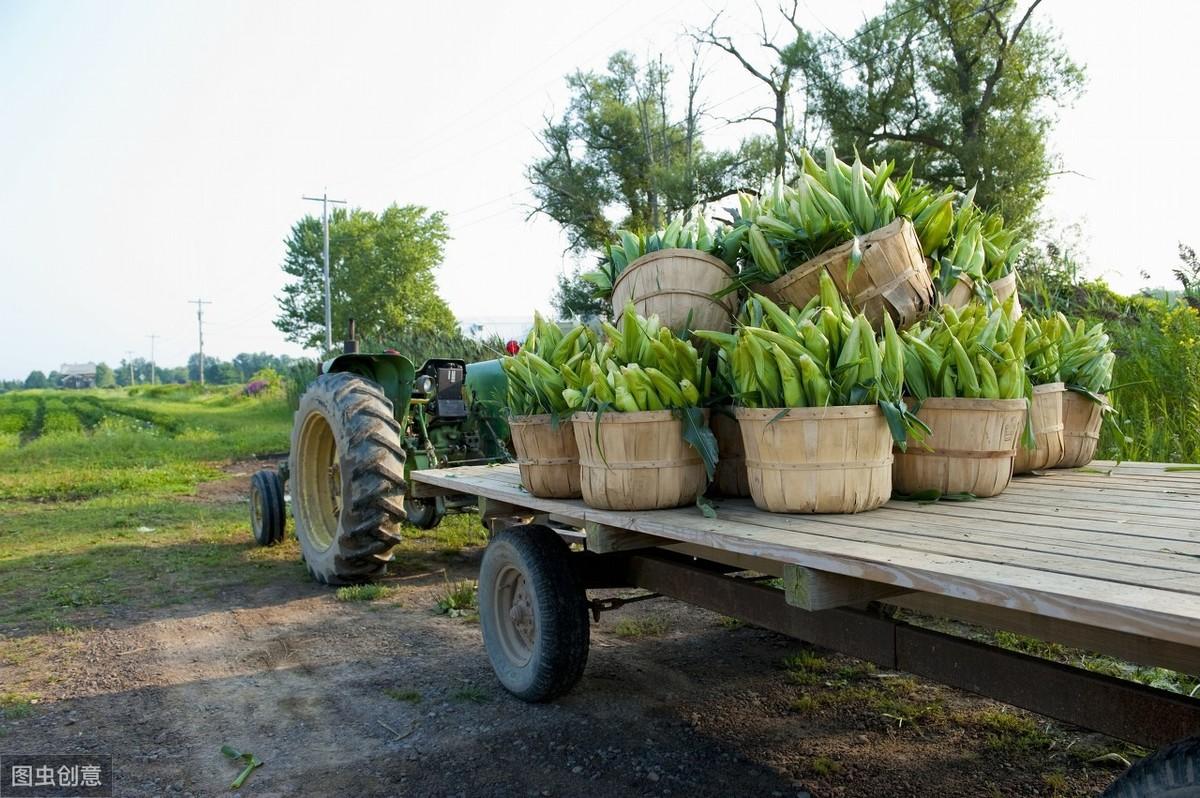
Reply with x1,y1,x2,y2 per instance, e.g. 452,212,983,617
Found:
189,299,211,386
302,192,347,352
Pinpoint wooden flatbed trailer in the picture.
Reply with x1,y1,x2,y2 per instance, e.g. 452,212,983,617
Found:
411,461,1200,794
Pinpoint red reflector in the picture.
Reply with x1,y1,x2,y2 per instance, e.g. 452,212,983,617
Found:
505,340,520,355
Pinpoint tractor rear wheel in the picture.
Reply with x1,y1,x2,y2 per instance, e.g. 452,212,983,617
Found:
290,372,407,585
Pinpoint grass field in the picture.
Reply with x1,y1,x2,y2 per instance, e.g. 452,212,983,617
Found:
0,386,483,633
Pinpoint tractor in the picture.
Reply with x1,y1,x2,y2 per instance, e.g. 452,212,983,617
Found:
249,324,512,584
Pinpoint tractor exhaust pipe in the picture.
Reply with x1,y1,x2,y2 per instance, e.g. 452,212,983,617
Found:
343,318,358,354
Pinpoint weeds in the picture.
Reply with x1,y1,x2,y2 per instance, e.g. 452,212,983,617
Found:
612,615,668,638
383,688,422,703
450,684,489,704
335,584,392,602
0,692,35,720
436,579,478,618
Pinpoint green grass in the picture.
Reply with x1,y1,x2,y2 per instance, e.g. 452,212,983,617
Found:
335,584,394,602
0,692,36,720
383,688,422,703
612,614,668,638
450,684,489,704
808,755,842,777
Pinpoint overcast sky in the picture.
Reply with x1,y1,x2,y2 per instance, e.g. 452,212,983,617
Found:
1,0,1196,380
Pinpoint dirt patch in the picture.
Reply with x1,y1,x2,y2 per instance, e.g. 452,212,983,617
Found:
1,555,1121,797
188,457,286,505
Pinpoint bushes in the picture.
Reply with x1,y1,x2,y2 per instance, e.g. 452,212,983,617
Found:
1020,241,1200,463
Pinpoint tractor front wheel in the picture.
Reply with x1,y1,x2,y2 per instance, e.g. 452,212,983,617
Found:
249,470,286,546
290,372,407,585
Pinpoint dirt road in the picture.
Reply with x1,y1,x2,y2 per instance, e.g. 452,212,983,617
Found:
4,550,1121,797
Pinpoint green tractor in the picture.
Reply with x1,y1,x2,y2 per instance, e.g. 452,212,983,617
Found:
249,327,511,584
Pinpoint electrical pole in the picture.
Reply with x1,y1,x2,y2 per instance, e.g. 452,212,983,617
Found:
189,299,211,386
147,334,159,385
124,350,135,387
302,191,346,352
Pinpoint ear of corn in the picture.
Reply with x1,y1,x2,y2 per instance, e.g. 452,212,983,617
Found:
502,313,597,416
582,212,731,300
901,302,1029,401
1054,313,1114,395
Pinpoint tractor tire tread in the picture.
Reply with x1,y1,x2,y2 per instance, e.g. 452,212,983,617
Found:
1102,736,1200,798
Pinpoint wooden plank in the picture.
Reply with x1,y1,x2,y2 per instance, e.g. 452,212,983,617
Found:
666,542,784,576
889,593,1200,675
784,565,911,610
585,522,669,554
412,465,1200,646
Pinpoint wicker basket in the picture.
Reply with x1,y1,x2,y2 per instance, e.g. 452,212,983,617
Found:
754,218,935,331
611,249,736,334
710,409,749,498
943,270,1022,318
572,410,708,510
893,397,1027,498
1058,390,1108,468
736,406,892,513
508,414,581,499
1014,383,1065,474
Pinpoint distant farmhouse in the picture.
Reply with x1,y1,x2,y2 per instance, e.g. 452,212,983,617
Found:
59,363,97,389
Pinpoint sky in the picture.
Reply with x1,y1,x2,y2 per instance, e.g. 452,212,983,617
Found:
1,0,1197,380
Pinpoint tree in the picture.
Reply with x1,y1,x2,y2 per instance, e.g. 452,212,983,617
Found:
800,0,1083,227
551,268,611,320
275,205,457,351
528,51,760,254
24,370,47,389
95,362,116,388
1176,244,1200,310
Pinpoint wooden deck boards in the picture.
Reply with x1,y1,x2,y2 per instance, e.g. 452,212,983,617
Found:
411,461,1200,648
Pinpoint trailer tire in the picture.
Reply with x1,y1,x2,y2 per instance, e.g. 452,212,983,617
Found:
249,469,286,545
290,372,406,585
479,525,589,702
1103,737,1200,798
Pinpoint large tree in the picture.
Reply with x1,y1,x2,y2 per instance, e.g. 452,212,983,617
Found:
275,205,457,351
799,0,1083,227
94,362,116,388
528,51,765,254
24,370,47,389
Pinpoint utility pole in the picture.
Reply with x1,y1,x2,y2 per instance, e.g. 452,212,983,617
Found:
302,191,346,352
189,299,211,386
147,334,159,385
124,350,135,387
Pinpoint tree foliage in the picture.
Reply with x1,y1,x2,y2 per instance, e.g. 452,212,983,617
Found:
94,363,116,388
24,370,47,389
799,0,1084,227
275,205,457,350
528,51,764,254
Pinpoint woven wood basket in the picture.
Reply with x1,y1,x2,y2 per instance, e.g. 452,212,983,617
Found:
611,249,737,334
753,218,935,331
508,414,581,499
572,410,708,511
1014,383,1066,474
710,409,750,498
893,397,1027,498
736,406,893,513
1057,390,1107,468
943,270,1022,318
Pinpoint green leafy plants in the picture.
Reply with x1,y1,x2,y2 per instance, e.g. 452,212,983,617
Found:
582,214,730,299
501,313,595,416
900,301,1029,401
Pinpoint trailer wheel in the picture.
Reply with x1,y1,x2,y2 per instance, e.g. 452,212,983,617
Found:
404,497,443,530
249,470,286,545
478,524,589,702
1103,737,1200,797
290,372,406,585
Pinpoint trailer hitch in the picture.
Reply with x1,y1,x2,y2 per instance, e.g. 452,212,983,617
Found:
588,591,662,622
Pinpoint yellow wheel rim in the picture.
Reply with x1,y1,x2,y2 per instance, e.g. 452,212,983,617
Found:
296,410,340,551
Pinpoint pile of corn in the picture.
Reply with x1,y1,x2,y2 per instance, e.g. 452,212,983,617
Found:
696,269,904,409
1056,315,1115,394
1023,315,1063,385
500,313,594,416
901,299,1028,401
581,214,733,299
561,303,709,413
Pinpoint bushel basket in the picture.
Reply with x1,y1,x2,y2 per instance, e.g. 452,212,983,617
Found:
508,414,581,499
1057,390,1107,468
943,270,1022,318
611,249,737,334
754,217,935,331
1014,383,1065,474
893,397,1027,498
572,410,708,511
736,406,892,514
